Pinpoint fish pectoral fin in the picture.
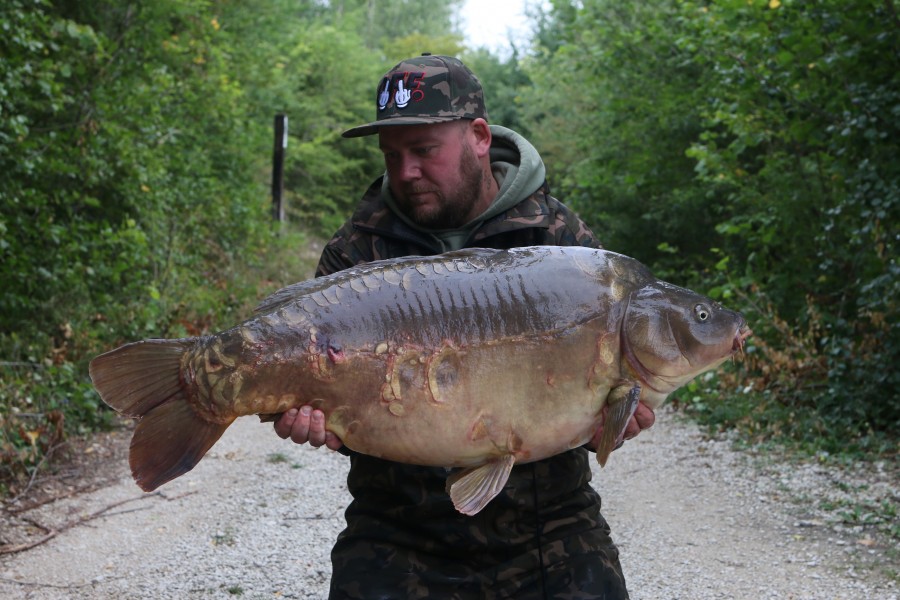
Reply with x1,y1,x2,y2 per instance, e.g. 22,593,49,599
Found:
595,383,642,468
445,454,516,516
130,399,234,492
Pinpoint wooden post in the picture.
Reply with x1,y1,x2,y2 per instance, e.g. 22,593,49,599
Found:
272,114,287,222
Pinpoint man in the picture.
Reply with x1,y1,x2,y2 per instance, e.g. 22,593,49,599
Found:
275,54,655,599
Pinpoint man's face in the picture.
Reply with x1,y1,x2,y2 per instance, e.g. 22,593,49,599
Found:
378,120,485,229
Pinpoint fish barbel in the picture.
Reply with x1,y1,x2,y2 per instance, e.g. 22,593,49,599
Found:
90,246,750,515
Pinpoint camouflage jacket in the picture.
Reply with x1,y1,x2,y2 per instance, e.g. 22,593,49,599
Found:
315,177,601,277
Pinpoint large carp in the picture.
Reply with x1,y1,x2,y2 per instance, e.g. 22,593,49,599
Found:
90,246,750,515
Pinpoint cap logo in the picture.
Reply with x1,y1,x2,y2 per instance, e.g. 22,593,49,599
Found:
341,55,487,138
377,71,426,111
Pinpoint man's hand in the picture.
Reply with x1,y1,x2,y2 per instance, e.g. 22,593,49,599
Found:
274,406,344,451
588,401,656,452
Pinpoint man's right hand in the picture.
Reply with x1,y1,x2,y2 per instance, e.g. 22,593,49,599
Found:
274,406,344,451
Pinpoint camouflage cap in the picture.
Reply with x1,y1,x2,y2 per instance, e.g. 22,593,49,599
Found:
341,54,488,138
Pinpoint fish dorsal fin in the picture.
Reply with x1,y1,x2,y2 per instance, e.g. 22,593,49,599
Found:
253,248,500,315
445,454,516,516
253,277,343,315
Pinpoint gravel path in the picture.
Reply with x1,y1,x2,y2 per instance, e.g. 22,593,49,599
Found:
1,408,896,599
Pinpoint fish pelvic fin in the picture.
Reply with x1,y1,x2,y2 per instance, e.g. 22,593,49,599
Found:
130,399,233,492
90,338,232,491
595,383,642,467
446,454,516,516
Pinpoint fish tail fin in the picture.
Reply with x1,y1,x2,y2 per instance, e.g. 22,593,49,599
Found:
89,339,193,418
595,383,642,467
129,398,233,491
89,339,232,491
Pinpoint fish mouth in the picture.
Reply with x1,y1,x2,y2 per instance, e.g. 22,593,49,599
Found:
732,324,752,355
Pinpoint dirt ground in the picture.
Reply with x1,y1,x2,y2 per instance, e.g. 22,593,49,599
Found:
0,408,897,599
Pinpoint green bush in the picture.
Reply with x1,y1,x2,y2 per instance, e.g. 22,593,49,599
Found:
0,0,318,492
523,0,899,451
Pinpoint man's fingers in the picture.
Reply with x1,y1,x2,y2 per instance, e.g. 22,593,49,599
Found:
324,432,343,451
622,418,641,440
274,408,298,439
633,403,656,431
305,408,327,447
287,406,313,445
623,403,656,440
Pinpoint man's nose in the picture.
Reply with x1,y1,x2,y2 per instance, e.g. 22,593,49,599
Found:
393,155,421,181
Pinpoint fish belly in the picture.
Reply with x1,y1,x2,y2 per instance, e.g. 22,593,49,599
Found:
298,318,615,468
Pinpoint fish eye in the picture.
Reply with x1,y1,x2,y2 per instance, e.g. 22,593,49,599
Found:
694,304,710,321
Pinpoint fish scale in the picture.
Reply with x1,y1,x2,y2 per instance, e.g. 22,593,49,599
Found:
89,246,750,516
317,254,591,348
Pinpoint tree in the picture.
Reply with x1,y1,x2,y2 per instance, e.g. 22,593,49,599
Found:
521,0,899,441
521,1,711,268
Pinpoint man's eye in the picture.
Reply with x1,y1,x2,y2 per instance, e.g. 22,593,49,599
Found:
413,146,433,156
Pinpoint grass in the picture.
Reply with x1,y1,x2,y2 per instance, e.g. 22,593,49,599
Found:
211,526,238,547
266,452,290,464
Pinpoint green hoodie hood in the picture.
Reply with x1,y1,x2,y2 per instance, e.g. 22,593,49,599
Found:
381,125,547,251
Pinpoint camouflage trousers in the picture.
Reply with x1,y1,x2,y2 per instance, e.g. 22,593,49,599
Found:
328,450,629,599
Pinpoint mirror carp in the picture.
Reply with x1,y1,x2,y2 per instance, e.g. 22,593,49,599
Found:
90,246,751,516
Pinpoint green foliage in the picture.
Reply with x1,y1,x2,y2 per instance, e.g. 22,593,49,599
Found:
677,0,899,443
462,48,532,133
525,0,899,452
382,32,466,63
277,20,384,233
0,0,473,493
337,0,464,51
522,0,712,268
1,0,274,347
1,355,114,490
5,0,894,492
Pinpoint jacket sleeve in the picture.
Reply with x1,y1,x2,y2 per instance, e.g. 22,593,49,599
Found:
544,194,603,250
315,240,355,277
314,217,372,277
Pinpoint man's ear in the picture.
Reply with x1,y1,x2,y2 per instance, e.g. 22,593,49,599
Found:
468,118,492,158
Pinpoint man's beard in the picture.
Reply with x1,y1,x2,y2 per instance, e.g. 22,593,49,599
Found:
396,144,485,229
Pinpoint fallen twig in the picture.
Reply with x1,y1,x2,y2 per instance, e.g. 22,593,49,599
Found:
5,475,124,515
6,484,91,515
0,531,59,555
0,575,102,589
3,437,73,509
5,446,56,506
0,490,194,556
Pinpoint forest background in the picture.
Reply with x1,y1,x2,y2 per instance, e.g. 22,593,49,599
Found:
1,0,897,502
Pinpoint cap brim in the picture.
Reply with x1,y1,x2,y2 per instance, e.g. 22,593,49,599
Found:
341,115,465,138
